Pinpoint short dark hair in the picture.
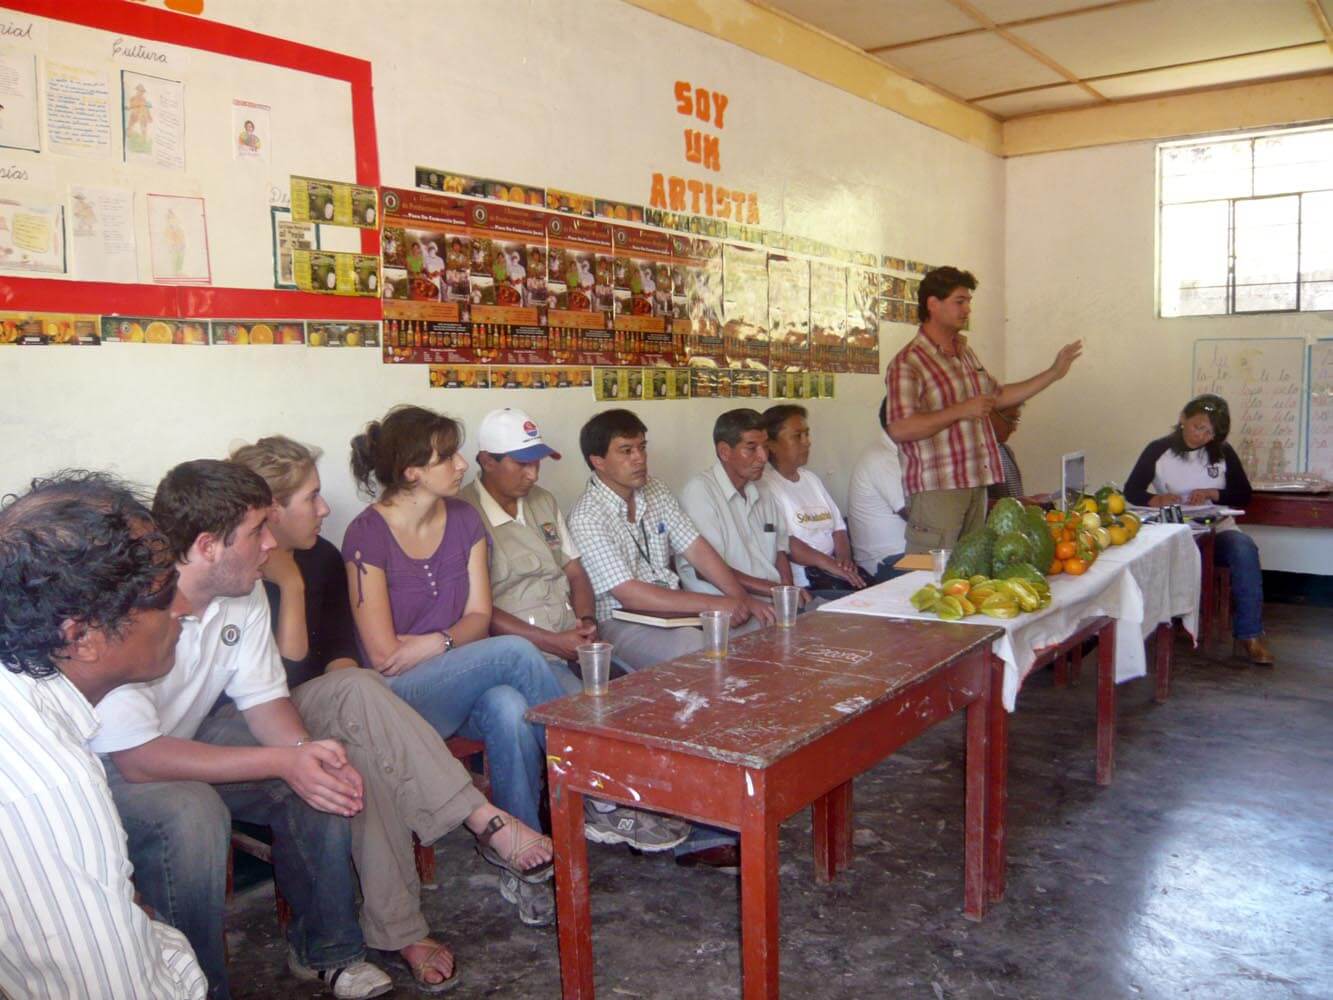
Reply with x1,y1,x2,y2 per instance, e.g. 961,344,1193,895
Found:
761,404,807,442
878,397,888,431
579,409,647,469
1169,393,1230,465
918,266,978,323
0,471,176,679
152,460,272,561
713,408,764,447
349,405,463,499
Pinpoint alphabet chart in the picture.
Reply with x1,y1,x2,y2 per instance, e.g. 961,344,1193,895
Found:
1191,338,1306,477
1308,340,1333,479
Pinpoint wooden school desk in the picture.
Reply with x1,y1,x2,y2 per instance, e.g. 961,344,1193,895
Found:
528,612,1003,999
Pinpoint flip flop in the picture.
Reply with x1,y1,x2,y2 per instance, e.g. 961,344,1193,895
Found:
475,813,554,884
394,940,459,994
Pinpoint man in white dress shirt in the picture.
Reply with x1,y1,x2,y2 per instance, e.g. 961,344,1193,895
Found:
0,471,206,1000
847,398,910,584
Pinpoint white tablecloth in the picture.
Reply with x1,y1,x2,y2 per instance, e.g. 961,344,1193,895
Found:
817,523,1201,711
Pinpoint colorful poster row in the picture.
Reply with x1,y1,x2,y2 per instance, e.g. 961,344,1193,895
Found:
379,187,911,374
425,365,834,400
415,165,935,274
0,312,378,347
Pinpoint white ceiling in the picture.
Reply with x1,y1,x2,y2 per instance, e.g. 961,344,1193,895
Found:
761,0,1333,119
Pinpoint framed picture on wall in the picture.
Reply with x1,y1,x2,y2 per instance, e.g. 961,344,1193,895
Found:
147,193,211,285
270,206,320,289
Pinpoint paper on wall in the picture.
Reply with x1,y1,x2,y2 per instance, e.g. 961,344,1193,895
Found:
122,71,184,170
0,193,65,273
0,51,40,152
69,185,137,282
147,193,210,284
232,98,270,162
45,63,111,158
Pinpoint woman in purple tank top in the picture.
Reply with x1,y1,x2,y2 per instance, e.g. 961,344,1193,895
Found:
342,405,569,926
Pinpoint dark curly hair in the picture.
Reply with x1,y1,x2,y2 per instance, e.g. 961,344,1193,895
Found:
0,471,176,679
152,460,272,562
349,405,463,499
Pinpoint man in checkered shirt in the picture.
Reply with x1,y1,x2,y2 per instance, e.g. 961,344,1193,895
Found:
886,266,1081,552
568,408,775,673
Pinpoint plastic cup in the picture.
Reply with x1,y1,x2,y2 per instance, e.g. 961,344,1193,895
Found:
577,642,613,695
772,585,800,628
700,610,730,658
931,548,951,584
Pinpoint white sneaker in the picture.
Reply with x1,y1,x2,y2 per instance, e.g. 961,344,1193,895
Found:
288,949,393,998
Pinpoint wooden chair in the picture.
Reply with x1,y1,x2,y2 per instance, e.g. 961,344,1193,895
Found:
226,736,490,926
1213,565,1232,642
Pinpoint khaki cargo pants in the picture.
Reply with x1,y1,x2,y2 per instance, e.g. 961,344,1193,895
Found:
904,486,989,554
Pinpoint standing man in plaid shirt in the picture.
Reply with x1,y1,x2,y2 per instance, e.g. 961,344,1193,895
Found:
886,267,1081,552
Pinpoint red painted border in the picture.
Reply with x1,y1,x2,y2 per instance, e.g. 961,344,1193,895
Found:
1,0,380,318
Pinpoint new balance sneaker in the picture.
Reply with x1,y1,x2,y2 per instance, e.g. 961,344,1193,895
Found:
583,799,690,851
287,950,393,999
499,870,555,926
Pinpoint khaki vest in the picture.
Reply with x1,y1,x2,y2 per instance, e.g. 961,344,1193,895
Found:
460,481,576,633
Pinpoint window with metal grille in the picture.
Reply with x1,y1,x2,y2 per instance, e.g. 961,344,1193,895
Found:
1158,124,1333,317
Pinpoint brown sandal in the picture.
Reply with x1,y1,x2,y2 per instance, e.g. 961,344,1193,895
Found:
400,940,458,994
475,813,554,884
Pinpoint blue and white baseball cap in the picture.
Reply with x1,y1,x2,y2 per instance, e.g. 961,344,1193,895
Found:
477,408,562,461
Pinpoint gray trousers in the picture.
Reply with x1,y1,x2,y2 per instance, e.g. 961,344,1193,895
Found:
905,486,989,553
291,670,487,951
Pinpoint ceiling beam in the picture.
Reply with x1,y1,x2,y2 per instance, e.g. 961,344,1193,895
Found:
942,0,1108,102
972,41,1330,102
1307,0,1333,51
1003,72,1333,155
865,0,1151,55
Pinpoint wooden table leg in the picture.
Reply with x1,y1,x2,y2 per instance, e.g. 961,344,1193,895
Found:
1095,620,1117,787
740,780,780,1000
548,769,595,999
963,652,990,921
1198,529,1215,645
812,780,853,884
985,654,1008,904
1154,620,1173,703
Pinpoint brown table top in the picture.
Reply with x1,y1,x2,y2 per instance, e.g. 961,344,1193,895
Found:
528,612,1001,769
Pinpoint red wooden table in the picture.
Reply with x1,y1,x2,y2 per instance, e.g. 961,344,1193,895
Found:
528,612,1003,999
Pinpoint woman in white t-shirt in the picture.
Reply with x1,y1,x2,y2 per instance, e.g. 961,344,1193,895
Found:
759,404,866,596
1124,394,1272,665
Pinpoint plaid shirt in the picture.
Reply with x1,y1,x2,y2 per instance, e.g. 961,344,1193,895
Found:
988,443,1025,500
567,474,701,621
886,328,1002,497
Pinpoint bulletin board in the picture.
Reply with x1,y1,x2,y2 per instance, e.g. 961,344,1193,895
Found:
0,0,379,320
1307,340,1333,479
1191,337,1306,477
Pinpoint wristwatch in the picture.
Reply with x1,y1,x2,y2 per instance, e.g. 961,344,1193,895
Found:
438,630,455,653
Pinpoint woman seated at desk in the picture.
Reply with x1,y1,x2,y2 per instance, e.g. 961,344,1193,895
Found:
1124,393,1273,666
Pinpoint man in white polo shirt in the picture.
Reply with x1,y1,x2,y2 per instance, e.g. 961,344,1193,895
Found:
0,471,206,1000
678,408,801,602
92,460,390,1000
847,398,910,585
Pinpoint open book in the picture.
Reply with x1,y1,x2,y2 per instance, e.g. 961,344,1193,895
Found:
610,607,703,629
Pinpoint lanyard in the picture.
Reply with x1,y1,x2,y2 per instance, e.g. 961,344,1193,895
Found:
632,519,652,564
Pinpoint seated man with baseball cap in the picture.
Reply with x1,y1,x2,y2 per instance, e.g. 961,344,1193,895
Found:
460,408,691,855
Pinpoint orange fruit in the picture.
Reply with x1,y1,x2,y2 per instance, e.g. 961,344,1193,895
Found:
1049,525,1062,541
1063,557,1088,576
1048,557,1063,575
1061,527,1076,543
1055,541,1076,561
144,321,172,344
249,323,274,344
1046,510,1063,523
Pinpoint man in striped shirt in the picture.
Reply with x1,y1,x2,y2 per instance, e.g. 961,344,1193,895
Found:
0,471,207,999
885,266,1081,552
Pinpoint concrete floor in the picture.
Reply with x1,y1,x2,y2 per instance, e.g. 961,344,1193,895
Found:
226,602,1331,999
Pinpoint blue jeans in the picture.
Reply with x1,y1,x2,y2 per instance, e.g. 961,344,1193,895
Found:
386,635,563,831
104,709,364,1000
864,554,908,586
1215,528,1264,640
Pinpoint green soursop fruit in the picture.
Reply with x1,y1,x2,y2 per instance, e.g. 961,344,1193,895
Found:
992,531,1035,574
944,528,995,580
1021,510,1055,570
986,497,1027,537
998,562,1046,586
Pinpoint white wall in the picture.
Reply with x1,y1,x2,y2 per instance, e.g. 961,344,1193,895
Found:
1005,140,1333,572
1,0,1005,543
